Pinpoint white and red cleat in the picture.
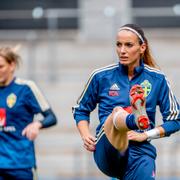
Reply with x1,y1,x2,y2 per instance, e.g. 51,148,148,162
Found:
130,84,150,130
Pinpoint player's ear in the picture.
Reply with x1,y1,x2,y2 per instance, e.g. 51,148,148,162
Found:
140,43,146,54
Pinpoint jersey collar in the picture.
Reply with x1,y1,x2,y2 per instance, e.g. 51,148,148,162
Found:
118,59,144,76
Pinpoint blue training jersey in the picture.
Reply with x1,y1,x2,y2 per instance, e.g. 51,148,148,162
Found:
0,77,50,169
73,61,180,136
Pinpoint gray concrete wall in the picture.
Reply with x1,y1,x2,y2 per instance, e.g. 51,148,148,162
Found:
79,0,132,40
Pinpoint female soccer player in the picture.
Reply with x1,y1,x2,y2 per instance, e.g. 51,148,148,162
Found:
0,46,57,180
73,24,180,180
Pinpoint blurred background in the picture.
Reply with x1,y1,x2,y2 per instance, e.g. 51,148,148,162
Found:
0,0,179,180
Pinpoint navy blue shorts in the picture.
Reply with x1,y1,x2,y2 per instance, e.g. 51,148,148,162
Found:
0,168,36,180
93,128,156,180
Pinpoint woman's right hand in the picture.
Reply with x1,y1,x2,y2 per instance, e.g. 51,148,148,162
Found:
82,133,96,152
77,120,96,152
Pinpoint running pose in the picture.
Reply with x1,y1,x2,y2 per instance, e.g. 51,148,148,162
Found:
73,24,180,180
0,46,57,180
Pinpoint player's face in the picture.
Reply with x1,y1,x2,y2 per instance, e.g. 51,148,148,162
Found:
116,30,146,68
0,56,15,86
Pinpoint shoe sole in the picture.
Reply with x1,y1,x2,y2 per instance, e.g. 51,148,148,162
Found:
130,85,150,130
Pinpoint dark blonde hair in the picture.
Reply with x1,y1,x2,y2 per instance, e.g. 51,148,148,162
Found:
0,46,21,67
121,24,158,68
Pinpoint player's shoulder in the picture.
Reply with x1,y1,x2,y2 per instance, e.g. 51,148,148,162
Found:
90,63,119,79
15,78,38,90
15,78,36,86
144,64,165,80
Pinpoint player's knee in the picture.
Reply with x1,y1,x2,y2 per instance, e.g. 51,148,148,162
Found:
113,106,123,114
112,107,125,119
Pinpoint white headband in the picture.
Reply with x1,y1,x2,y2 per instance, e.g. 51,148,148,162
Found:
118,27,145,43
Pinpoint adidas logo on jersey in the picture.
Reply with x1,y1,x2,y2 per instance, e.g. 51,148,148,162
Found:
109,83,120,96
110,83,120,91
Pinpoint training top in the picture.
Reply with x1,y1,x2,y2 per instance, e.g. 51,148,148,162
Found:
0,77,51,169
73,61,180,137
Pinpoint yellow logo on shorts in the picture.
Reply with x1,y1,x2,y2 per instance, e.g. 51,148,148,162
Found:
141,80,152,97
7,93,17,108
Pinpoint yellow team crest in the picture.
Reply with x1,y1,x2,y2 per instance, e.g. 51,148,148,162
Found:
140,80,152,97
7,93,17,108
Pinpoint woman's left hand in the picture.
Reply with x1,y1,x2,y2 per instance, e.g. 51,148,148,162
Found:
128,130,148,142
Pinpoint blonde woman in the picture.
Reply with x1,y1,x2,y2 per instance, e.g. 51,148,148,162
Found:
0,47,57,180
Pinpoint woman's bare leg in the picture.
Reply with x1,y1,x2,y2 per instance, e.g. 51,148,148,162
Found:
104,107,130,152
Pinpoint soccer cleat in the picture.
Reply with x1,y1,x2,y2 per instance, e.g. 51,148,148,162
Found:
130,84,150,130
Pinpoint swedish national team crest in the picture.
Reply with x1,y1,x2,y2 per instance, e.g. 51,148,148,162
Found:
140,80,152,97
7,93,17,108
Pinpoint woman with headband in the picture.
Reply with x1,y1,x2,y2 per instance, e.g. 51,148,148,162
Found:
73,24,180,180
